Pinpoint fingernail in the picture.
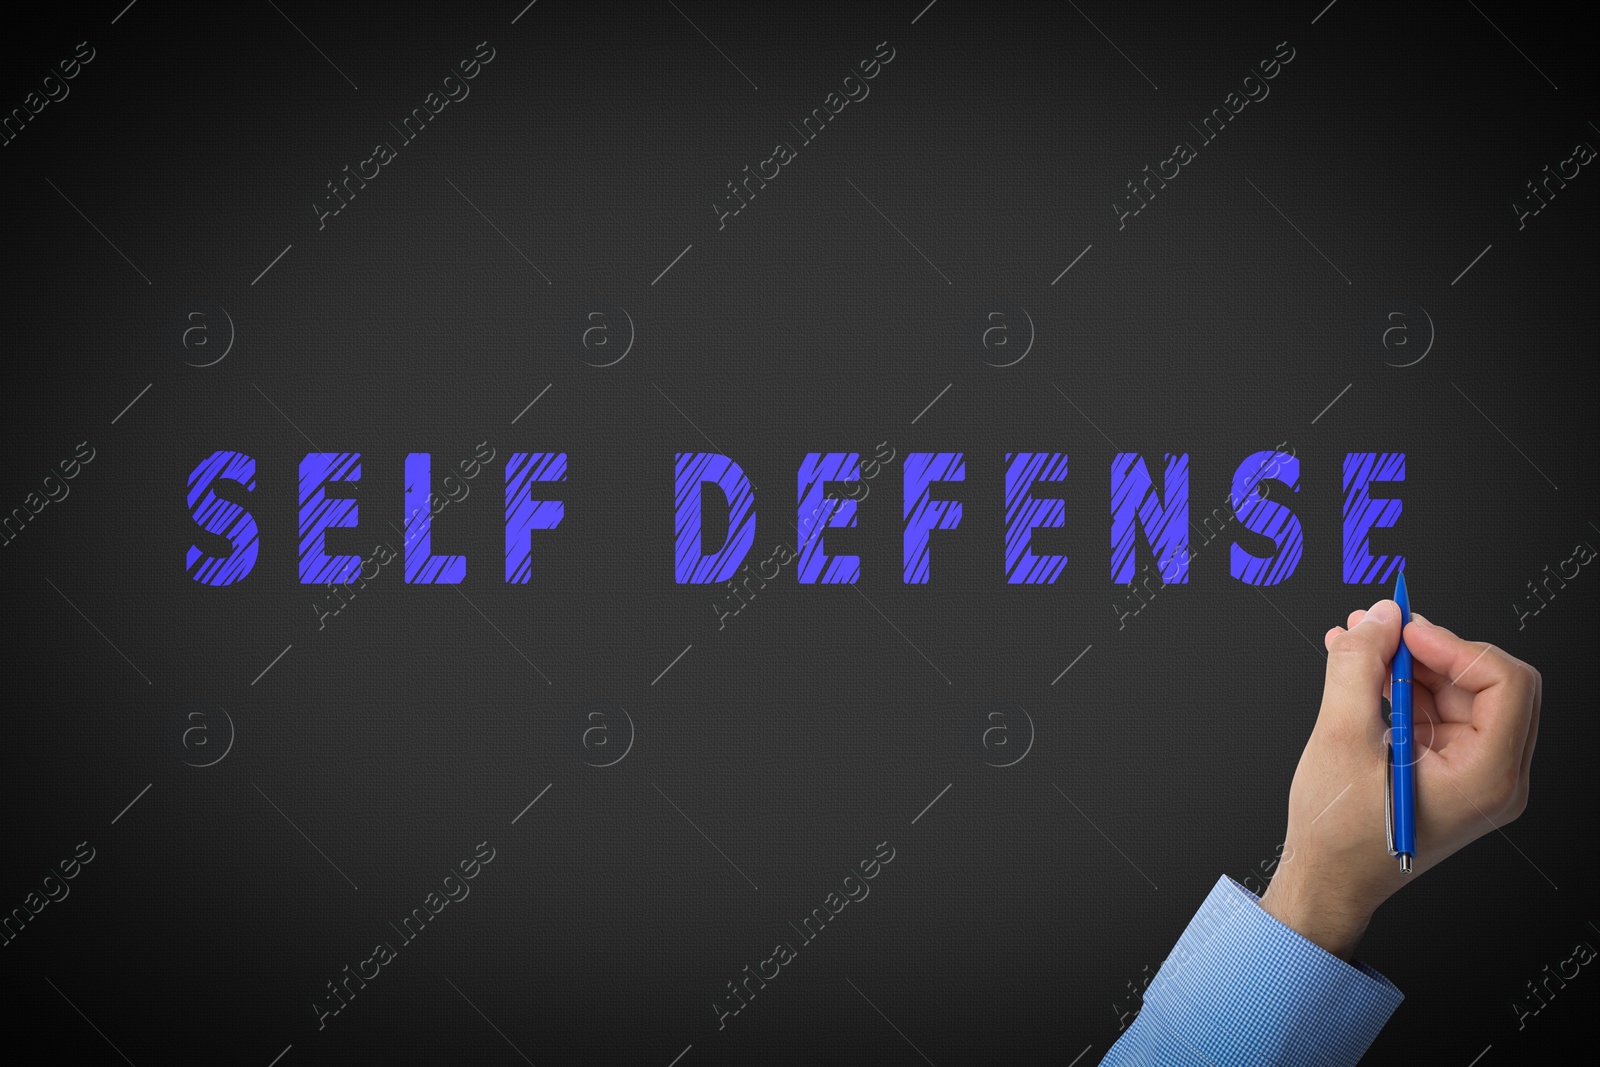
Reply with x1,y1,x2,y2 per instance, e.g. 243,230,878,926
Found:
1366,600,1397,623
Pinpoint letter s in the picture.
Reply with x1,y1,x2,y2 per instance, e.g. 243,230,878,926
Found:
187,451,260,586
1229,450,1303,586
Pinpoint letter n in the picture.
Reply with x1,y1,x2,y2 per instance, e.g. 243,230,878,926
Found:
1110,453,1189,583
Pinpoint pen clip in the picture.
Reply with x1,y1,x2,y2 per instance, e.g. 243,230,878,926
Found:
1385,740,1398,857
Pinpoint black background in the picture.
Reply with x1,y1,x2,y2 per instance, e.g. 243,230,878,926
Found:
2,2,1595,1064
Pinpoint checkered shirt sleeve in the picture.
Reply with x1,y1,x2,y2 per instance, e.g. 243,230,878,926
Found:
1099,875,1404,1065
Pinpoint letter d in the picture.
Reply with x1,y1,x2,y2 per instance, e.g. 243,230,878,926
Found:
675,454,756,583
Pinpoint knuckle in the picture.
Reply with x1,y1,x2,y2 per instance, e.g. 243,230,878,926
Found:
1330,625,1369,650
1490,651,1533,684
1502,660,1539,699
1328,633,1366,663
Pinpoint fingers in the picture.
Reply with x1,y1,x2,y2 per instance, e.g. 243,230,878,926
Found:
1412,719,1474,761
1404,618,1539,761
1410,659,1477,722
1411,682,1440,725
1319,599,1402,739
1323,606,1370,650
1519,667,1542,789
1403,619,1532,695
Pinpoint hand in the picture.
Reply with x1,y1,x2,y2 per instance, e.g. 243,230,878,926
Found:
1258,599,1541,960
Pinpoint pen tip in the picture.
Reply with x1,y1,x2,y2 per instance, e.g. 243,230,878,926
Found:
1391,571,1412,633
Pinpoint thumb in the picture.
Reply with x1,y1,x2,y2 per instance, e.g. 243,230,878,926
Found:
1319,599,1402,739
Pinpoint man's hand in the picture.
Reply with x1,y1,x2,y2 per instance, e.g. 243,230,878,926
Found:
1258,599,1541,960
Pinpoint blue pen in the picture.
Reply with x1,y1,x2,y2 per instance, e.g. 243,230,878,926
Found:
1387,571,1417,873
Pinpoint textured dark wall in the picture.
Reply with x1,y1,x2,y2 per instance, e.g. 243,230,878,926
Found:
2,3,1594,1065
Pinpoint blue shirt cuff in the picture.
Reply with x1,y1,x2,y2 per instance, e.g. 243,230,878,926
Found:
1103,875,1403,1066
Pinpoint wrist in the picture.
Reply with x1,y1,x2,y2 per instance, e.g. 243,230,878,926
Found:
1256,866,1378,962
